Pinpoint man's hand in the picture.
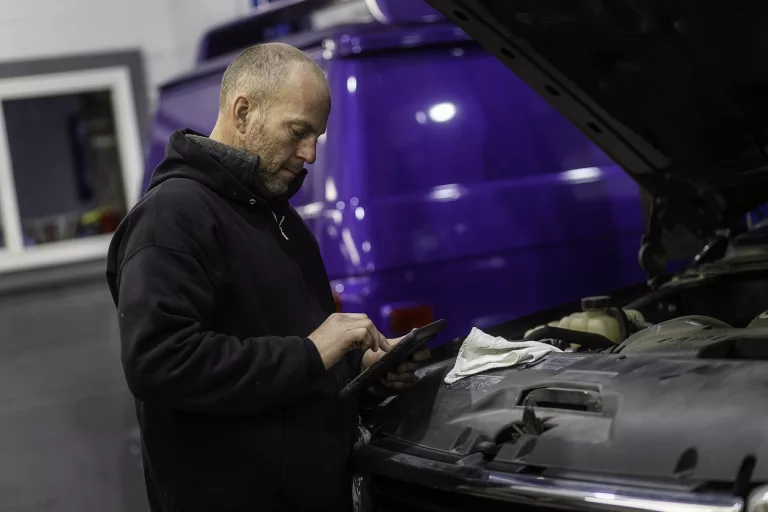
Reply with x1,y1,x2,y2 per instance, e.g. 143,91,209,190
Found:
308,313,391,370
362,331,431,394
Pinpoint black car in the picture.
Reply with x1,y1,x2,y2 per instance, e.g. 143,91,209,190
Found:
351,1,768,511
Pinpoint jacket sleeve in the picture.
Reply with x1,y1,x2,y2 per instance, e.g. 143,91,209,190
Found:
116,244,327,416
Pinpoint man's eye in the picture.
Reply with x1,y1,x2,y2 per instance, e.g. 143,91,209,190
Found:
291,128,304,139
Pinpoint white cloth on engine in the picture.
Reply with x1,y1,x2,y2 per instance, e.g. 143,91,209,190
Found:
444,327,563,384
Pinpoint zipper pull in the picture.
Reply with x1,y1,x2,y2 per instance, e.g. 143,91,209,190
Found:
272,211,289,240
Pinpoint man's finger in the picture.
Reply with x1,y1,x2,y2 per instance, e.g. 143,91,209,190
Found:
396,361,419,373
381,379,409,390
339,313,369,321
410,348,430,362
378,333,391,352
386,371,417,383
350,326,375,352
388,334,408,347
349,320,380,351
365,322,389,353
388,328,417,347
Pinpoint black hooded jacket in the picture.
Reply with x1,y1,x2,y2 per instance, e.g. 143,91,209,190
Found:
106,129,363,512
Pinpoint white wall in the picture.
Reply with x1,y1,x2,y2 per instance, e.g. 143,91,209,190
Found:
0,0,252,106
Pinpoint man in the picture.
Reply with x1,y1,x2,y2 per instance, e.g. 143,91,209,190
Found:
106,42,427,512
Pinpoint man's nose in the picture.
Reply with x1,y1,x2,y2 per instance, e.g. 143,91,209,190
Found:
297,140,317,165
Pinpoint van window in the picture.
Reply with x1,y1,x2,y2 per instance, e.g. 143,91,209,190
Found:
348,44,611,197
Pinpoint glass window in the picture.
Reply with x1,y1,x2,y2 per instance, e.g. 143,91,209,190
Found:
4,91,127,246
0,67,143,273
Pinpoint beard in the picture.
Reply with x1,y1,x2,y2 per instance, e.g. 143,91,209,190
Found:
255,163,290,197
241,130,302,198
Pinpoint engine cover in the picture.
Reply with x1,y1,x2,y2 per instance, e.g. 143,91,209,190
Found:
618,314,768,358
369,348,768,487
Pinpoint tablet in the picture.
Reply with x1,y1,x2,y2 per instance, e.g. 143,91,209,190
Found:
339,319,446,400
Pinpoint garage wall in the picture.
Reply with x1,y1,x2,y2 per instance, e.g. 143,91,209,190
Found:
0,272,138,512
0,2,254,510
0,0,252,105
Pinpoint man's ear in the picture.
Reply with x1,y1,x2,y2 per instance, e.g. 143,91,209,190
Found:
231,95,251,135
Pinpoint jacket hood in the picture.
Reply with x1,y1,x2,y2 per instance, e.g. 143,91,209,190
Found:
148,128,308,210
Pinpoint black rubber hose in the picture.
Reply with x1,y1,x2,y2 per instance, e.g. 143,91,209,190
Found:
537,338,570,351
607,307,630,342
524,326,615,350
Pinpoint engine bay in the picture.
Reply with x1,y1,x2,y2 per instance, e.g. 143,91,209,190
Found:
354,0,768,507
518,287,768,360
460,221,768,362
356,216,768,512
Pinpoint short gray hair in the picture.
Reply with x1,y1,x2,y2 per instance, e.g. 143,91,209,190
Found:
219,42,325,113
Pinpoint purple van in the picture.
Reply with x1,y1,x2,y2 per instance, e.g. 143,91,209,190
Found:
142,0,646,343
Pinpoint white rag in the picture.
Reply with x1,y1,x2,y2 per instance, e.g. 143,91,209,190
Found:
444,327,563,384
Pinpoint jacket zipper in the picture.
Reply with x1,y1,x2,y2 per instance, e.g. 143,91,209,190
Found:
272,211,289,240
272,209,343,388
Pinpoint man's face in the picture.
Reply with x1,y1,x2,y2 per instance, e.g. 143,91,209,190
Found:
241,64,330,196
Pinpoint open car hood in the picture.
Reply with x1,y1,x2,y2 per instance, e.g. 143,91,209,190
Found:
425,0,768,266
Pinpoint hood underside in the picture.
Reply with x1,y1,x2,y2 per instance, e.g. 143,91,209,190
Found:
425,0,768,245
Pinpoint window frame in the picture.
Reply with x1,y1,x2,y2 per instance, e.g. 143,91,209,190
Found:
0,66,143,274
